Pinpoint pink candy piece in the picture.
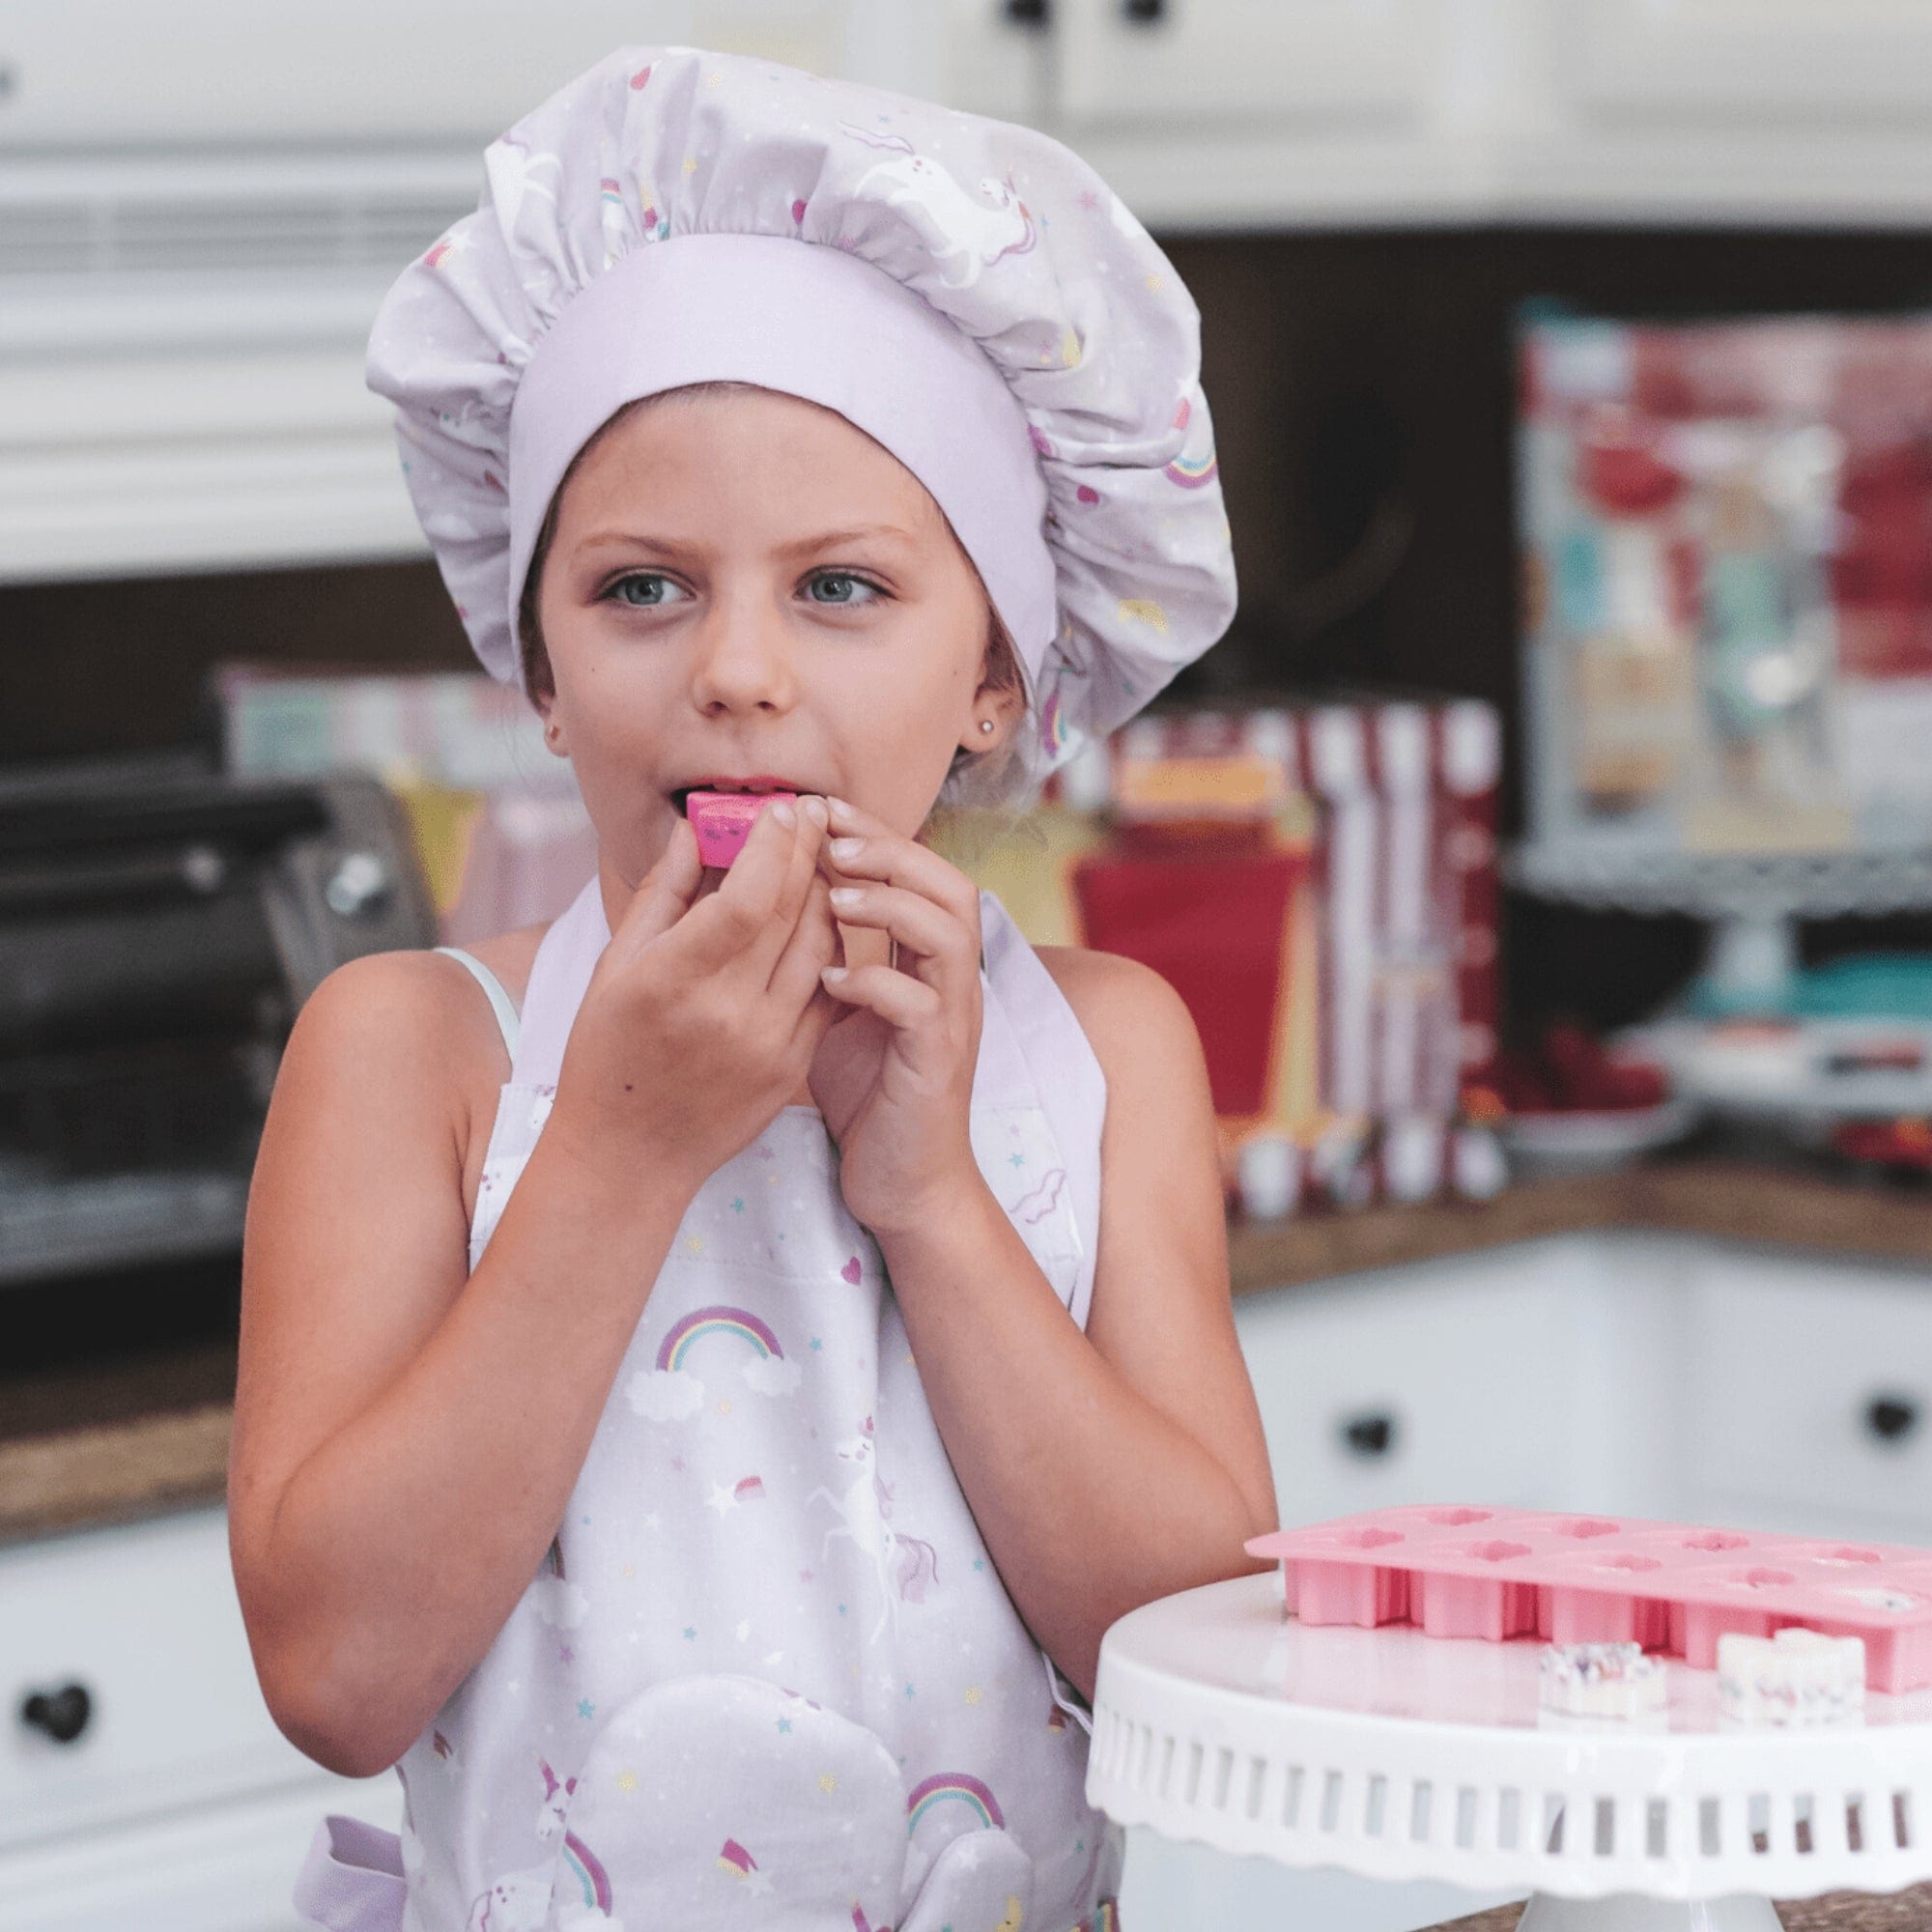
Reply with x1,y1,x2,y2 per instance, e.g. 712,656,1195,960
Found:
1247,1505,1932,1691
685,788,797,867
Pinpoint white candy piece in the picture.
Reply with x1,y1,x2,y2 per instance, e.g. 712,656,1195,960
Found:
1539,1641,1668,1721
1717,1628,1866,1727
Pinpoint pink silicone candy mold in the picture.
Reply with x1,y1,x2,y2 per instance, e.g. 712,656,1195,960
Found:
1244,1506,1932,1692
685,788,797,867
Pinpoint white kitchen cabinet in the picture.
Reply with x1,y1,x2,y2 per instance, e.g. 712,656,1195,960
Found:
2,1774,405,1932
0,1505,399,1932
1562,0,1932,123
0,1,1026,150
1232,1236,1586,1524
1048,0,1932,230
1687,1246,1932,1542
1052,0,1438,133
1503,0,1932,222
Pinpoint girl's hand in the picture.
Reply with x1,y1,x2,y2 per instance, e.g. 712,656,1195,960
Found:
551,797,844,1195
808,795,985,1236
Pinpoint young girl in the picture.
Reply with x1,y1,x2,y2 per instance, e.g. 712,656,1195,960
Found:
229,43,1276,1932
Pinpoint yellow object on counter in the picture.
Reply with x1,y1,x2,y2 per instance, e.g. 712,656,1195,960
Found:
923,799,1110,950
388,772,487,918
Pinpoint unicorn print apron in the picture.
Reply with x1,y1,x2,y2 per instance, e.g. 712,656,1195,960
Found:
290,874,1126,1932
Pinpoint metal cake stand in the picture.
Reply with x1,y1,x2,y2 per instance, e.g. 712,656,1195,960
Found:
1086,1574,1932,1930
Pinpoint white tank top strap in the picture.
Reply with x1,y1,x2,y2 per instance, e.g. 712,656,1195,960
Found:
432,946,522,1063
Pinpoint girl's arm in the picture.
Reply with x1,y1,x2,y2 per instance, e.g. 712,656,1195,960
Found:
871,949,1278,1706
227,950,698,1779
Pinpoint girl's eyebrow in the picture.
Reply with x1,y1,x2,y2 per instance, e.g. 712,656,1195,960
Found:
577,524,918,554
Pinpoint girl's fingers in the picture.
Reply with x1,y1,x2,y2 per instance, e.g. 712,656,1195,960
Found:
819,795,982,931
823,880,970,997
751,796,832,986
611,815,705,953
769,869,843,1013
818,959,943,1033
682,798,820,976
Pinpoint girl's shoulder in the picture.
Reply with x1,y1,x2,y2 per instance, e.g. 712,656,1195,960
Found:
1029,943,1206,1092
288,920,554,1227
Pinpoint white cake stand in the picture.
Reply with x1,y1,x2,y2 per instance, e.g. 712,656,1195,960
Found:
1086,1574,1932,1931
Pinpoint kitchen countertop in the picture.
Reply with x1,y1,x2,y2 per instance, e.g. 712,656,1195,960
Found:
7,1157,1932,1543
1427,1889,1932,1929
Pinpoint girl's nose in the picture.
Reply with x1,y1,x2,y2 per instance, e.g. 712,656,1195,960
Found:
684,598,799,714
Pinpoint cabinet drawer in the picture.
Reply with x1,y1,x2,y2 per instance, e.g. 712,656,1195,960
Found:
3,1504,316,1849
0,1770,402,1932
1689,1253,1932,1539
1234,1245,1581,1529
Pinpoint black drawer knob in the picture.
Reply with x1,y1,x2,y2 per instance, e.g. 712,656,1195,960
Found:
1123,0,1167,19
1866,1395,1921,1444
1005,0,1049,23
20,1682,92,1744
1341,1411,1398,1459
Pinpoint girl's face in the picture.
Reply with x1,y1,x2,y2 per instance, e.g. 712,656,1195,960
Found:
532,384,1022,895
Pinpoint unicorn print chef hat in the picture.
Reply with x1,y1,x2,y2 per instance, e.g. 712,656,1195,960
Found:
365,43,1238,785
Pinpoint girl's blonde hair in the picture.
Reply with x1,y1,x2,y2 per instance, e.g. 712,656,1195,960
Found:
515,381,1040,844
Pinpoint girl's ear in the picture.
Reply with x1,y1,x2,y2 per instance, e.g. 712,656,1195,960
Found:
961,679,1026,757
536,695,570,758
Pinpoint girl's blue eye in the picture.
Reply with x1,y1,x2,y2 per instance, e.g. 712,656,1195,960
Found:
806,571,883,607
607,573,686,609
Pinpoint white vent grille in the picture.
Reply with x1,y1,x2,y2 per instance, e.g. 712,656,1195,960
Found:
0,189,468,277
0,150,478,282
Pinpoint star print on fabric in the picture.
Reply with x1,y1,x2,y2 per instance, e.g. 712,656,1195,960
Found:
683,1626,697,1641
1008,1151,1026,1167
643,1512,663,1531
904,1683,917,1699
616,1770,638,1793
706,1483,739,1517
819,1773,838,1793
810,1337,823,1350
778,1718,792,1733
557,1644,575,1664
974,1558,986,1572
731,1197,745,1212
578,1698,595,1719
965,1688,982,1705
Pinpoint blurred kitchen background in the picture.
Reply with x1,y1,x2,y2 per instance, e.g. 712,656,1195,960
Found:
18,3,1932,1928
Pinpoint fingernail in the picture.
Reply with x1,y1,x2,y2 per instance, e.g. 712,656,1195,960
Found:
821,965,848,983
829,837,863,861
802,795,829,826
770,798,797,827
826,795,853,818
829,886,863,909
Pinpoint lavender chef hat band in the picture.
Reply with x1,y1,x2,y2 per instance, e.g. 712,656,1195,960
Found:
507,232,1058,700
